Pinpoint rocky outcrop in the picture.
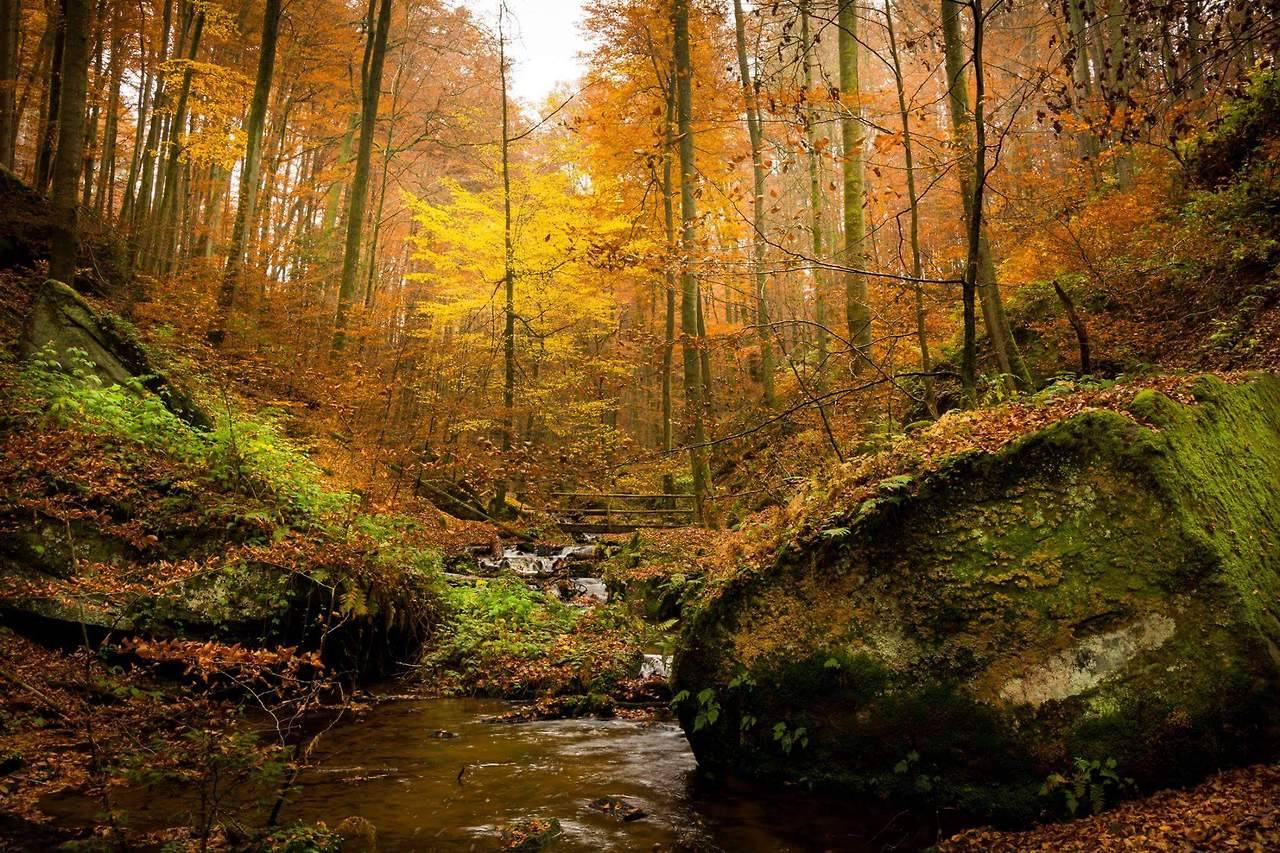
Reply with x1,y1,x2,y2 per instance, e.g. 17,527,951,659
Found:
20,279,210,429
673,374,1280,823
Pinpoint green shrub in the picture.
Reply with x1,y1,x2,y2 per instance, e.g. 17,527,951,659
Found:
18,347,355,526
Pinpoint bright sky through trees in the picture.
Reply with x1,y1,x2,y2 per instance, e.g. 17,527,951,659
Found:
469,0,590,104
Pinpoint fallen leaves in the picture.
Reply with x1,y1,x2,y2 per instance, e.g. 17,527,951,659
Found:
941,763,1280,852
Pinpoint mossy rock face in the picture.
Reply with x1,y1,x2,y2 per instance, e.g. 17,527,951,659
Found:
673,374,1280,824
20,279,210,429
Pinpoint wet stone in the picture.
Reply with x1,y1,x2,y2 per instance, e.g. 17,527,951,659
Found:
588,796,647,822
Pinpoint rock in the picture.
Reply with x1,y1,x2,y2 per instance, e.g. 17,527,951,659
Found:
572,577,608,603
20,279,210,430
673,375,1280,824
0,752,24,776
334,815,377,851
639,654,670,680
499,817,562,851
587,796,647,821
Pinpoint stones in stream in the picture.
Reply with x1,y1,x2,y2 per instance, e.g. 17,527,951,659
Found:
471,543,609,605
639,654,670,680
587,796,647,822
498,817,563,851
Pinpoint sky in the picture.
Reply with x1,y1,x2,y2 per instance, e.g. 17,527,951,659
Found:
466,0,592,106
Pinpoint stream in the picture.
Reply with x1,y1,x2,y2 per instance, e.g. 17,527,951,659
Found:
278,697,934,851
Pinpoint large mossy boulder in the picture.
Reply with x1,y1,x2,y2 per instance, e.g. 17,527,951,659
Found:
20,279,210,429
673,374,1280,823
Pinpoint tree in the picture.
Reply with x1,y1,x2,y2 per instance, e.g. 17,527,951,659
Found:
497,1,515,510
940,0,1032,395
211,0,282,346
956,0,989,402
731,0,775,408
0,0,18,169
673,0,710,523
48,0,90,283
799,0,828,385
35,0,64,191
837,0,871,370
331,0,393,354
884,1,936,416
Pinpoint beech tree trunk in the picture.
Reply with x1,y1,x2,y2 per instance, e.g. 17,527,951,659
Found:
331,0,392,354
838,0,871,370
941,0,1033,393
732,0,775,408
0,0,19,170
47,0,89,283
673,0,710,523
211,0,281,345
35,0,63,191
661,56,675,466
885,3,936,417
799,0,827,384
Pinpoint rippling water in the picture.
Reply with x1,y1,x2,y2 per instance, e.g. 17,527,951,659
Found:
282,697,934,851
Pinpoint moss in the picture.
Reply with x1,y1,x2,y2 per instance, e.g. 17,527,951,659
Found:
673,375,1280,824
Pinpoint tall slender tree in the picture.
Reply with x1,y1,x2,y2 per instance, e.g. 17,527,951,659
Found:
941,0,1032,393
331,0,393,353
673,0,710,523
837,0,871,370
47,0,90,283
496,1,516,511
34,0,64,191
884,2,936,416
211,0,282,346
0,0,19,169
799,0,827,383
731,0,775,408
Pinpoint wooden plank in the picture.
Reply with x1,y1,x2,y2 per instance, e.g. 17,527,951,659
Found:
548,508,695,517
558,521,693,534
551,492,696,501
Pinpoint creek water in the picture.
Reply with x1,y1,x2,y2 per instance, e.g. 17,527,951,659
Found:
278,697,935,851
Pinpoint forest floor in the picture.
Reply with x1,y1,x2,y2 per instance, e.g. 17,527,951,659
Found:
940,763,1280,852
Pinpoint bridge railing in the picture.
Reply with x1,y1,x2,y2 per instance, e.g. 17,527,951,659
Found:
548,492,696,533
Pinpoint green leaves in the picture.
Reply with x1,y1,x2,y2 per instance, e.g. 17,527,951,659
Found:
1040,756,1135,817
771,721,808,754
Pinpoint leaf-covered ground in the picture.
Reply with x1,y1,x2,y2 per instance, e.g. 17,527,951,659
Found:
941,763,1280,851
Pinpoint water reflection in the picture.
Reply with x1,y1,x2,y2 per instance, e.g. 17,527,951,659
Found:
283,698,934,851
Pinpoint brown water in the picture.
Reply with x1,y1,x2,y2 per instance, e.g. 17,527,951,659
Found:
279,697,936,852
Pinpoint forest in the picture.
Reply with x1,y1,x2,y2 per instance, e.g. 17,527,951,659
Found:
0,0,1278,849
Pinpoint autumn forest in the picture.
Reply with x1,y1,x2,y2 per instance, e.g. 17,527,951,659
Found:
1,0,1279,849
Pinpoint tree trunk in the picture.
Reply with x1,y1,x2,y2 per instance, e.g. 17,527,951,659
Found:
79,0,103,209
331,0,392,354
35,0,64,191
0,0,19,169
47,0,90,283
731,0,775,408
673,0,710,524
661,56,675,465
11,9,52,169
496,4,516,509
127,0,173,234
837,0,871,371
211,0,281,345
93,22,121,217
941,0,1032,393
799,0,827,386
146,5,203,272
958,0,990,403
885,3,936,417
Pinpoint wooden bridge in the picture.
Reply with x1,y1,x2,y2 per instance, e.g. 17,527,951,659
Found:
549,492,697,534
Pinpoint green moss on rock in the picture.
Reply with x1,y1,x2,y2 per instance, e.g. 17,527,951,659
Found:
673,374,1280,824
